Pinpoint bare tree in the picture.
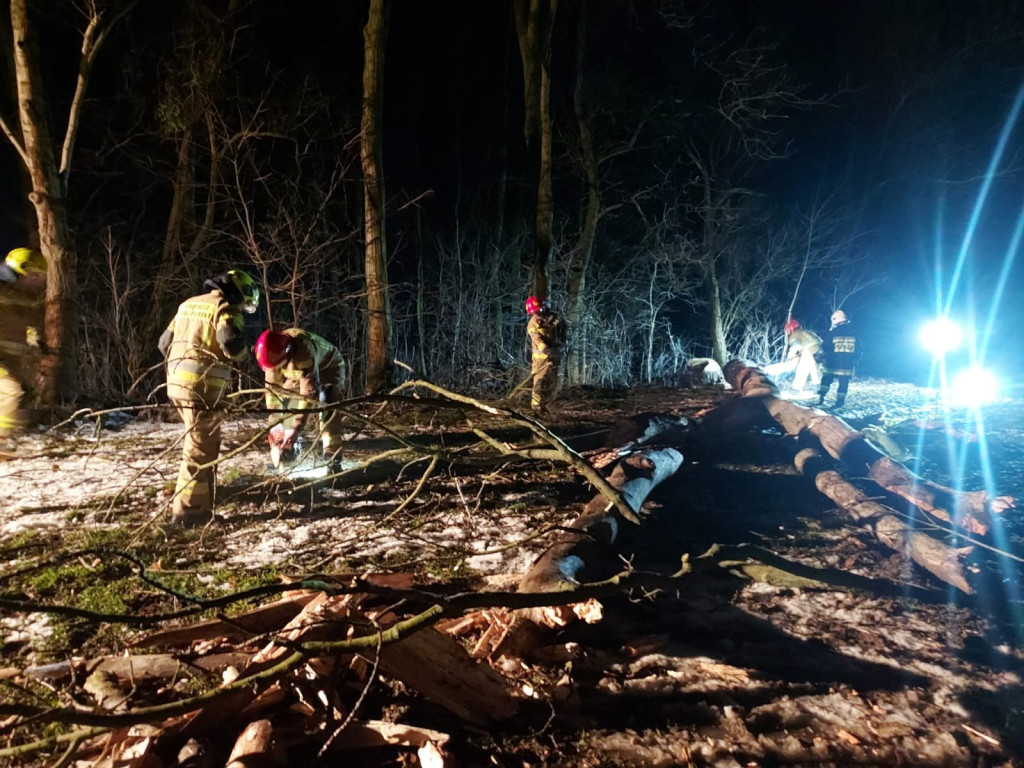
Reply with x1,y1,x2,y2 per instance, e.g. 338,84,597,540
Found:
1,0,139,402
675,35,821,364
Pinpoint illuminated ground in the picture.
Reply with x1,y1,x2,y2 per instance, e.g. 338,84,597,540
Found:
1,378,1022,765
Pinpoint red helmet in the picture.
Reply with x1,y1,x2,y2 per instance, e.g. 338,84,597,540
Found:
255,329,292,370
525,296,542,315
784,318,799,336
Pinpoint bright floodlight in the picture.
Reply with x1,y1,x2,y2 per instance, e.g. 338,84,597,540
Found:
949,366,999,407
919,317,963,356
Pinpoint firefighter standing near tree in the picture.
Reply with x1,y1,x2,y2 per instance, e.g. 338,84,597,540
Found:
158,269,260,526
254,327,346,472
817,309,861,408
525,295,566,413
0,248,47,439
784,317,823,393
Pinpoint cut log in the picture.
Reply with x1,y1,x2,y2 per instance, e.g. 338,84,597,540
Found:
518,447,685,593
793,446,973,593
719,360,1001,592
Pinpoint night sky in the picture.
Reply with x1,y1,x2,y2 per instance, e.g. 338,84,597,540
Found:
3,0,1024,387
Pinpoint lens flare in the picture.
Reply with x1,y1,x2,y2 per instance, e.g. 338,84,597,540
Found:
948,366,999,407
919,318,964,356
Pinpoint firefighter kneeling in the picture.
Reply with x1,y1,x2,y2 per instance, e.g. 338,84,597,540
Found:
256,328,346,473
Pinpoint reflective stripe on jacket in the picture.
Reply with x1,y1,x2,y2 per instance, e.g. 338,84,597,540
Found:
163,290,245,403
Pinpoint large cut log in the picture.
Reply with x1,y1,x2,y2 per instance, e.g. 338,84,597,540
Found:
719,360,1001,592
519,447,685,593
722,360,1012,535
793,445,973,593
487,445,684,660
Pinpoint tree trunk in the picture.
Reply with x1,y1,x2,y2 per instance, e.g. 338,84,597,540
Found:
10,0,75,403
566,2,599,385
361,0,392,393
709,263,728,366
515,0,558,301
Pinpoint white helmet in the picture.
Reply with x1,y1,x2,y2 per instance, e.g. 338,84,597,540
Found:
830,309,847,326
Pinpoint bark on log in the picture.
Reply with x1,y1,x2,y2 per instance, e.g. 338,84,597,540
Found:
720,360,992,592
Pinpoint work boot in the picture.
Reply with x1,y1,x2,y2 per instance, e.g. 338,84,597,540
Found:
170,509,215,528
835,397,846,409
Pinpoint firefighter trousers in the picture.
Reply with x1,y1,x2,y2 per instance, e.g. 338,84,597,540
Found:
0,359,28,438
792,353,822,392
530,352,561,410
171,398,224,521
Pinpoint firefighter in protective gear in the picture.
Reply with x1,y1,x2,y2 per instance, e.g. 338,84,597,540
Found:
158,269,260,526
256,327,346,471
784,318,823,393
817,309,860,408
525,296,566,413
0,248,47,438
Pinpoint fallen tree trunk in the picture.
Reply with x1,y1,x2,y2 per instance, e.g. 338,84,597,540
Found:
486,442,684,659
719,360,1003,592
518,446,685,593
792,445,973,593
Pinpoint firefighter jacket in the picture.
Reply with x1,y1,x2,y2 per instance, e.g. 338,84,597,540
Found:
786,328,822,360
527,309,566,359
159,289,247,405
265,328,346,432
821,321,860,377
0,268,46,384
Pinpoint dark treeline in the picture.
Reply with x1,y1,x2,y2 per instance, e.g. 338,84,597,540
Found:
3,0,1023,403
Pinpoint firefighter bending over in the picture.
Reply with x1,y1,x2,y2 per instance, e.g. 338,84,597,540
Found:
784,317,823,393
158,269,260,526
255,328,346,473
0,248,47,439
525,295,566,413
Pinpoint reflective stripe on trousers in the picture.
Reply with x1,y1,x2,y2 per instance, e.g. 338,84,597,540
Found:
0,363,27,436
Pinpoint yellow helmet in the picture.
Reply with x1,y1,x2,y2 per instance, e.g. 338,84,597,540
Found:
226,269,260,314
0,247,46,282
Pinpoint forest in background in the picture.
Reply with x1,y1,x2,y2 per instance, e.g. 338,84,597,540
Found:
2,0,1023,403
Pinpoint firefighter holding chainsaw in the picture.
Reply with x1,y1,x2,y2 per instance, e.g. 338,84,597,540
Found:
0,248,47,439
255,328,346,472
159,269,261,526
